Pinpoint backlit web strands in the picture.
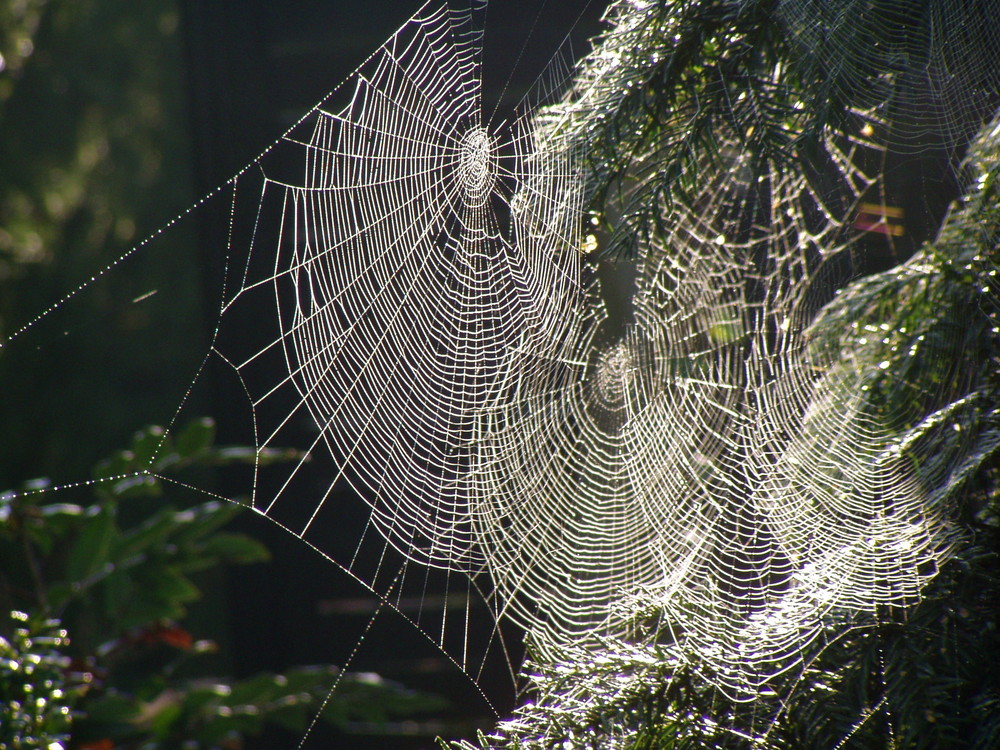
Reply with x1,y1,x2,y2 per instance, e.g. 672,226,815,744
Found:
469,0,971,698
636,145,957,699
218,0,994,704
776,0,1000,154
478,121,957,697
221,0,584,667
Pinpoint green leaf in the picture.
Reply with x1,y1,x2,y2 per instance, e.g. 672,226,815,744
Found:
212,446,258,463
193,532,270,565
108,471,161,500
113,504,181,560
64,504,119,588
111,565,203,627
84,692,141,724
145,692,184,738
92,450,136,482
210,445,302,466
102,568,133,623
130,425,167,467
148,567,200,607
170,500,244,545
38,502,86,518
174,417,216,458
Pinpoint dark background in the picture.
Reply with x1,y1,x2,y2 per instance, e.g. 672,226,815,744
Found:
181,3,605,748
0,1,604,747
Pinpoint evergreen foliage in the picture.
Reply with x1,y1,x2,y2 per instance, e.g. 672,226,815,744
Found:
444,112,1000,750
446,1,1000,747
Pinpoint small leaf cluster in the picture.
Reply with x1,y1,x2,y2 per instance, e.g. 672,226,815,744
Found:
0,611,75,750
1,418,446,749
1,419,273,649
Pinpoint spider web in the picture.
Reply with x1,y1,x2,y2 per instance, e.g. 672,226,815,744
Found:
3,0,999,742
219,0,585,686
215,0,999,705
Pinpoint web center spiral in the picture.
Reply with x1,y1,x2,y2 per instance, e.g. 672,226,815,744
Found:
459,127,495,207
